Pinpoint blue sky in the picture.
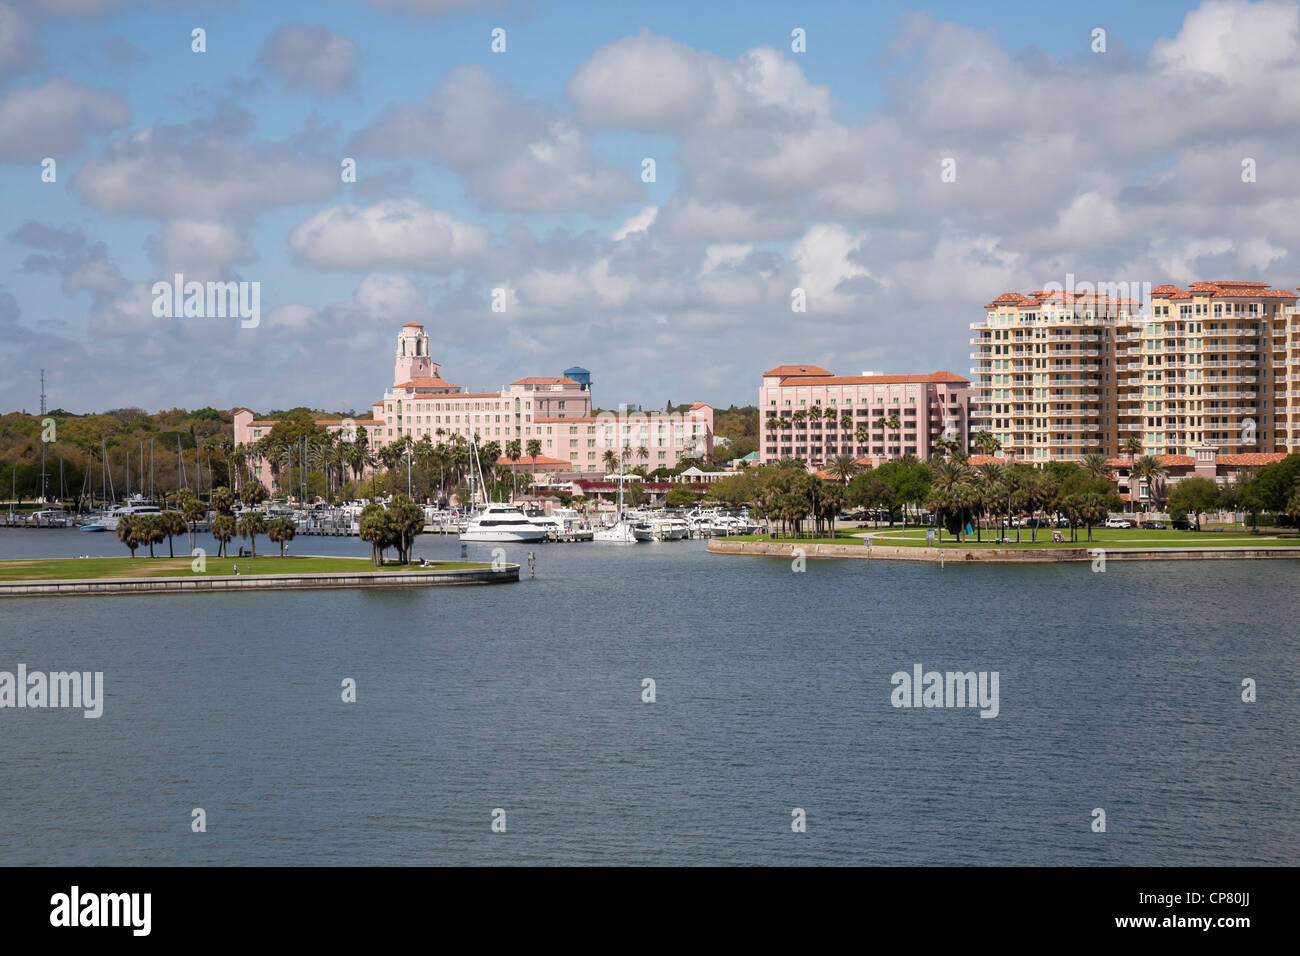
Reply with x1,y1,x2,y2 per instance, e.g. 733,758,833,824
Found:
3,0,1299,417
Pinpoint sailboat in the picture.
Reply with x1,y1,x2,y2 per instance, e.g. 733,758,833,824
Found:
458,431,547,543
594,446,649,543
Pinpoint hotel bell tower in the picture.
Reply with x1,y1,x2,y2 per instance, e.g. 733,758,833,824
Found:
393,322,440,385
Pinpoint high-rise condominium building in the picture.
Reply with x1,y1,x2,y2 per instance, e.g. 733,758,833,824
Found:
971,282,1300,462
970,290,1136,462
1121,282,1299,456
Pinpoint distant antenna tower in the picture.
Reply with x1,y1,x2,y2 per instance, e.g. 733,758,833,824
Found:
39,369,48,501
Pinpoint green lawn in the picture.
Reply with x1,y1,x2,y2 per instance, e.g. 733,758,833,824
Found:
0,555,491,582
732,527,1300,549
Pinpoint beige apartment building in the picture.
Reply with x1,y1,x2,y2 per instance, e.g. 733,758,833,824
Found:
970,290,1136,462
971,282,1300,462
1122,282,1299,456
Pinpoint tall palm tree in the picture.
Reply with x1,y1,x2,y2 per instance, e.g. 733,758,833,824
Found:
927,459,976,542
884,413,901,456
854,423,869,456
825,454,860,484
972,430,1001,459
1081,452,1111,482
1123,436,1143,460
975,461,1004,542
505,439,522,500
1132,454,1169,514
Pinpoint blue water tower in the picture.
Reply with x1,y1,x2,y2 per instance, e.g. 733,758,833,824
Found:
564,366,592,390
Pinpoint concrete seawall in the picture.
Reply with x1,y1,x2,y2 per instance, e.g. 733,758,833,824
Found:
0,565,519,598
707,539,1300,564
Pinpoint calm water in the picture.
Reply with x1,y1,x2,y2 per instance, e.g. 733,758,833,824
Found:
0,527,1296,865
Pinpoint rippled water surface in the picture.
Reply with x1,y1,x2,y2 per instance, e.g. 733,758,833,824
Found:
0,528,1295,865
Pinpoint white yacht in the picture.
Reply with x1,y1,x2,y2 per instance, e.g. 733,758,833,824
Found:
593,516,651,543
528,506,587,535
461,503,548,542
99,502,162,531
645,513,690,541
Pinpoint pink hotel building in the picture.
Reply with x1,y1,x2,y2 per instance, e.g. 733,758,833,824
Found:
234,323,714,488
759,366,971,465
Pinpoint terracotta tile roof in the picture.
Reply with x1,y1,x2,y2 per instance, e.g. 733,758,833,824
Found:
985,293,1036,308
246,417,353,427
967,455,1002,466
1151,281,1297,300
394,377,460,390
777,371,970,386
763,365,833,377
1030,290,1142,307
401,322,424,328
986,291,1140,309
1217,453,1287,466
535,416,598,423
511,376,580,386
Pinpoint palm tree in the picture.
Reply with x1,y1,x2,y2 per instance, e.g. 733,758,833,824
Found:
139,512,165,558
854,423,869,456
116,514,141,557
240,480,269,510
825,454,860,484
267,516,295,557
412,436,435,500
927,460,976,542
182,494,207,552
211,485,234,516
1123,436,1143,461
1132,454,1169,514
884,413,901,456
636,445,649,471
602,449,619,474
237,510,266,558
359,504,391,566
505,439,522,500
972,430,1001,459
975,461,1004,542
840,412,852,432
1081,452,1111,481
210,514,236,558
162,510,187,558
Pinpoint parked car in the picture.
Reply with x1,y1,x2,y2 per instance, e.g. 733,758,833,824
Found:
1104,517,1133,529
1172,518,1193,530
1140,521,1167,530
1052,517,1072,528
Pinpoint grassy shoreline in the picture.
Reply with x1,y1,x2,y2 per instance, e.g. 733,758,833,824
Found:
729,527,1300,549
0,555,490,582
